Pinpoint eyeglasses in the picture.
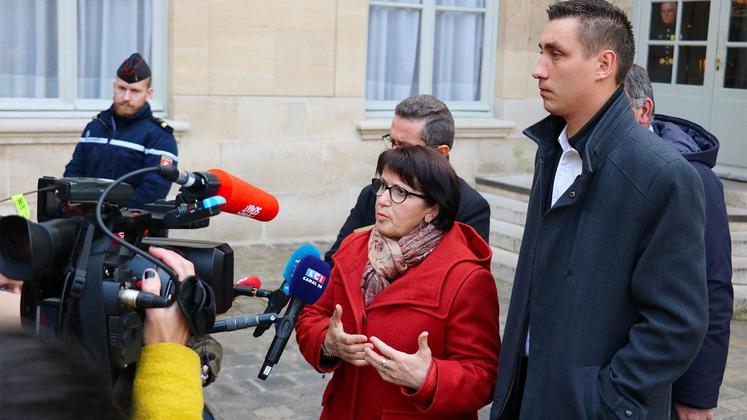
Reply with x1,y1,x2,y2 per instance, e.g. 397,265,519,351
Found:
382,134,404,149
382,133,445,152
371,178,428,204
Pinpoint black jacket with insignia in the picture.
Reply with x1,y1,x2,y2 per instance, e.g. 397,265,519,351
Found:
64,102,177,208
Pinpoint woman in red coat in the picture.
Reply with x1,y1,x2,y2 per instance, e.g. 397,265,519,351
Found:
295,146,501,420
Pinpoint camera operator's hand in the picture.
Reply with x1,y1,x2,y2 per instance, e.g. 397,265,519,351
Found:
149,246,196,280
141,247,194,345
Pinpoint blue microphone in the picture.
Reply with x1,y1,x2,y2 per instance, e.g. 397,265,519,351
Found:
253,244,320,337
282,243,320,294
258,255,330,380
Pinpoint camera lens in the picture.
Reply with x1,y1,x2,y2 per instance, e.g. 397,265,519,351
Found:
0,227,31,262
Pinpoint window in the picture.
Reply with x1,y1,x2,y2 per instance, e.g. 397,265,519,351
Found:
725,0,747,89
0,0,167,115
365,0,497,113
645,1,710,85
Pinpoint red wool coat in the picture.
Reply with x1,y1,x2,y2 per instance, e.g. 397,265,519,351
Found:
295,222,501,420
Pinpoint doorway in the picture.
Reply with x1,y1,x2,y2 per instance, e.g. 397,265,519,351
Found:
636,1,747,180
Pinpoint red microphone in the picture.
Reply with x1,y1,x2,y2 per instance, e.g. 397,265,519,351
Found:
235,275,262,288
233,276,272,298
208,169,279,222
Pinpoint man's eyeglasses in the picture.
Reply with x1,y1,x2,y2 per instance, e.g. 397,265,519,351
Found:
382,133,445,152
382,134,403,149
371,178,428,204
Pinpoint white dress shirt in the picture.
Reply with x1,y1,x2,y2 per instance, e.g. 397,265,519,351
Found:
551,126,583,206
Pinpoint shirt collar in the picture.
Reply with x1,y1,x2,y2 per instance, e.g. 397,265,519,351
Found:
557,126,574,153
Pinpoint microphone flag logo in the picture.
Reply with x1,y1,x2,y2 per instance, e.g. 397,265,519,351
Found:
238,204,263,218
303,267,326,289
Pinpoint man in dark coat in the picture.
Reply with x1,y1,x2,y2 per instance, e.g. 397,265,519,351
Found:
625,63,733,420
324,95,490,265
490,2,708,419
64,53,177,209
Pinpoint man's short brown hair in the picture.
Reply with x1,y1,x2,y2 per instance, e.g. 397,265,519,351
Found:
548,0,635,85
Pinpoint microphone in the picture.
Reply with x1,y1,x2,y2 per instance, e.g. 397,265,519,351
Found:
208,169,279,222
160,166,279,222
236,275,262,288
253,244,321,337
209,313,278,333
258,255,330,380
233,276,273,298
281,244,320,294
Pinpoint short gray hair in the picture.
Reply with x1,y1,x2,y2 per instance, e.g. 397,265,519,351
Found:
394,95,455,149
624,64,654,109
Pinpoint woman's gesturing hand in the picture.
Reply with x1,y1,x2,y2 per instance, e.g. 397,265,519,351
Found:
323,304,372,366
364,331,432,390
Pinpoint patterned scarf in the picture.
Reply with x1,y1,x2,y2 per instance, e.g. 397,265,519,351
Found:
361,221,444,306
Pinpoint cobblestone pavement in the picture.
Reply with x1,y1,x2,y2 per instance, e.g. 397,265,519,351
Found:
204,242,747,419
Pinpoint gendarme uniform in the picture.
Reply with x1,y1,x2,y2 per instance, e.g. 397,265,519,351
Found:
63,53,177,208
64,103,177,208
648,23,675,83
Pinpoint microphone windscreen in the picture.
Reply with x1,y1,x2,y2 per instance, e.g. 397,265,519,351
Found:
282,244,321,283
208,169,280,222
288,256,330,304
236,275,262,289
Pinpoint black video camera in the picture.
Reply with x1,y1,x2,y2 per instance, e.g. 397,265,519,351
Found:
0,173,233,374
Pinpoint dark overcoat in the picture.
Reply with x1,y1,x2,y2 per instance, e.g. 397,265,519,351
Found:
490,92,708,420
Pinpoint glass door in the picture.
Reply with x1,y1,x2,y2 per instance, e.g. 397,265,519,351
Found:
637,1,747,179
710,0,747,178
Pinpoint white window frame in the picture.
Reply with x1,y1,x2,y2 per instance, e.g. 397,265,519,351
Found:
366,0,498,117
0,0,168,118
637,0,713,87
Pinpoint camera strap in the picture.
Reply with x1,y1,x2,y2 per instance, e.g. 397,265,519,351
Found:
69,223,95,299
69,230,112,374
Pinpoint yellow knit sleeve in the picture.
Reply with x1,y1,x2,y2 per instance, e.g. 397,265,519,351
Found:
132,343,203,420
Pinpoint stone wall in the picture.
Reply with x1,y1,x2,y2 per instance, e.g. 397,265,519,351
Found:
0,0,633,244
167,0,518,244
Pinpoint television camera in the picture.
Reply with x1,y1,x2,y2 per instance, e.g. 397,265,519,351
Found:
0,165,318,387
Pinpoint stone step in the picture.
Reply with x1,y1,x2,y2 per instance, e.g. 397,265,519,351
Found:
477,174,747,224
484,193,529,226
735,256,747,285
476,174,531,202
734,284,747,315
729,207,747,224
723,179,747,209
477,176,747,208
490,218,524,254
733,231,747,257
490,246,518,285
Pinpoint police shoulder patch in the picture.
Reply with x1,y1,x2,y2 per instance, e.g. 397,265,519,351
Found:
152,117,174,133
160,155,175,167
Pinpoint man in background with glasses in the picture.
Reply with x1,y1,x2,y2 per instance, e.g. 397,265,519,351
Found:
324,94,490,265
